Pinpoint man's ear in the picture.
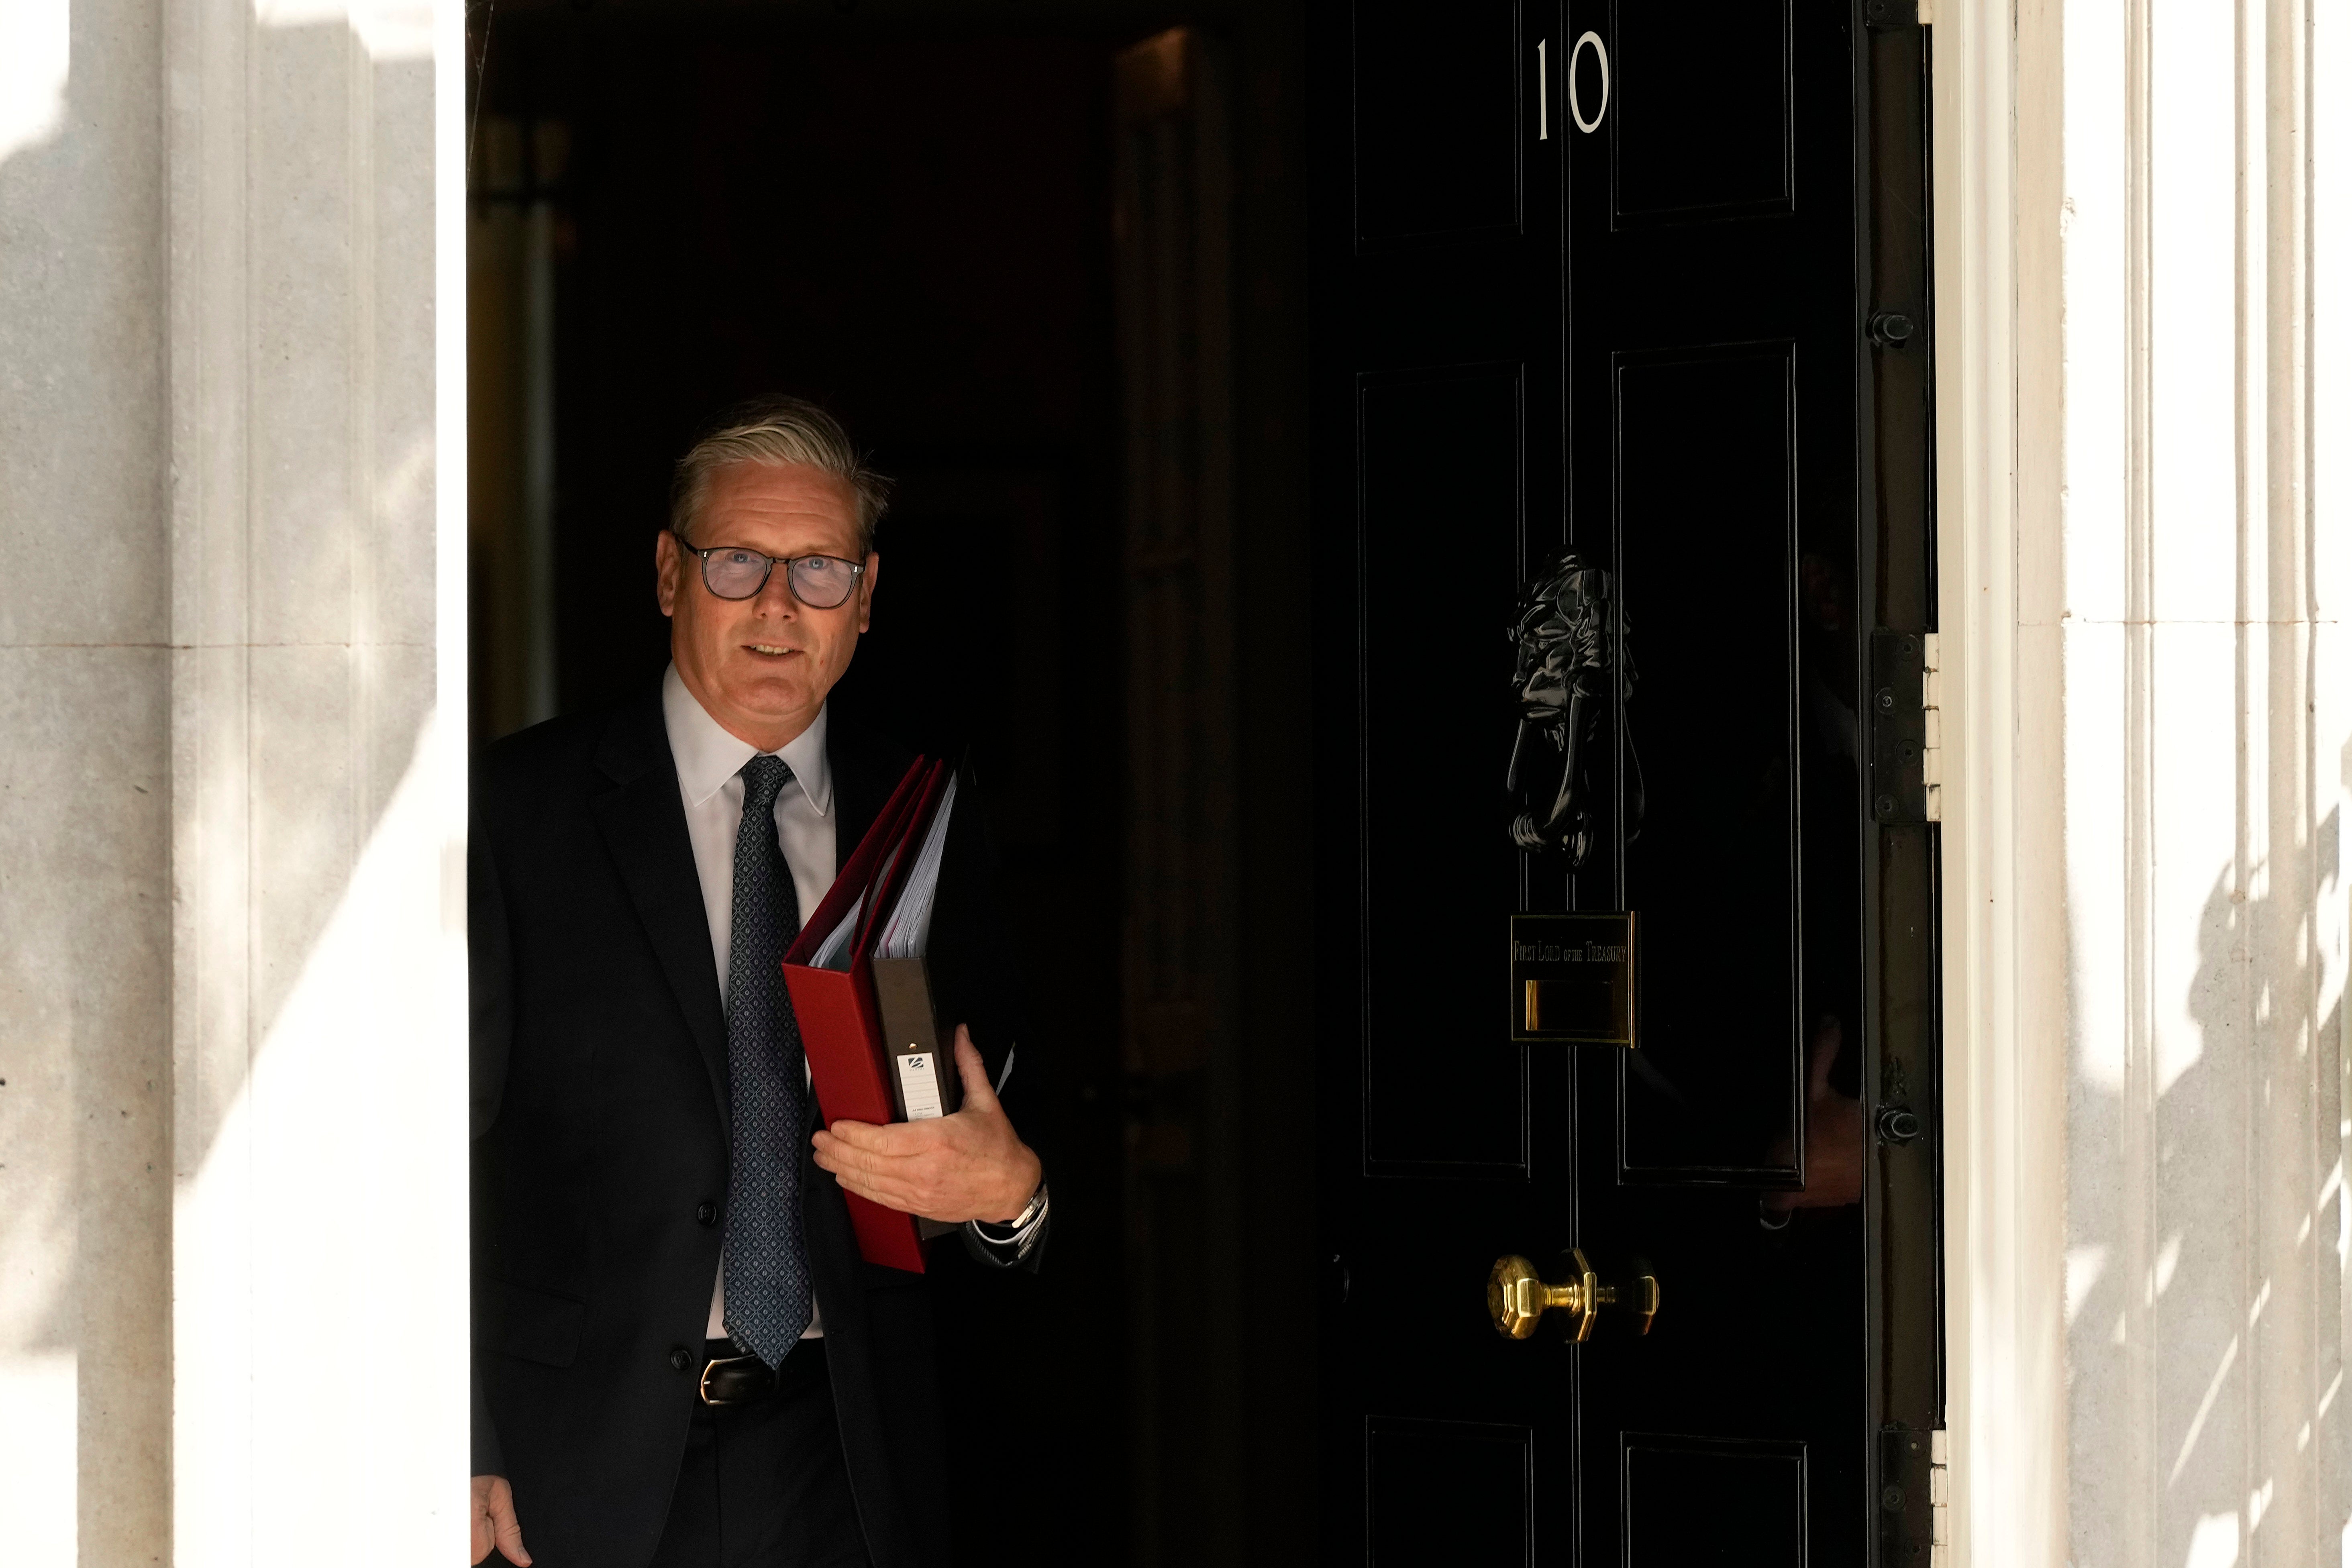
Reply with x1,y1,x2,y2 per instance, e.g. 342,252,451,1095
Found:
655,528,680,618
856,552,880,634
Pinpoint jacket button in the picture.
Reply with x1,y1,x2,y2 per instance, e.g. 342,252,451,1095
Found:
669,1346,692,1372
696,1201,718,1227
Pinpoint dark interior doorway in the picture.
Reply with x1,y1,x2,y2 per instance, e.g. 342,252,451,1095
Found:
467,4,1313,1563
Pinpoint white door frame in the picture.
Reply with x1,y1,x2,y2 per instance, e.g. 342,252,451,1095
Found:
1933,0,2352,1560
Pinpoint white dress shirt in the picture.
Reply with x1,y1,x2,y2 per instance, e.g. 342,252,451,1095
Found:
662,663,834,1342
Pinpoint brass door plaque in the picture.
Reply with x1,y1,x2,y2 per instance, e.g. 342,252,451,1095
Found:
1508,912,1637,1046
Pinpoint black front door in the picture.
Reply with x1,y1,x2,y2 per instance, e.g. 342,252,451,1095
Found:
1312,2,1940,1562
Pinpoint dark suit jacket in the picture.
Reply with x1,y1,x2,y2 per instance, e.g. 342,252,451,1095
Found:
470,689,1033,1568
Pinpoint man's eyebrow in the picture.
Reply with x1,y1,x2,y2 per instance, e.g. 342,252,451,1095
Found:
694,541,861,560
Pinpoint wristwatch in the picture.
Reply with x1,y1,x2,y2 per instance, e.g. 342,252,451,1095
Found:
991,1178,1049,1234
968,1177,1049,1257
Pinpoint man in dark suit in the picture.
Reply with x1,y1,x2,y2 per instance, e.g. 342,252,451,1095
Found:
469,398,1049,1568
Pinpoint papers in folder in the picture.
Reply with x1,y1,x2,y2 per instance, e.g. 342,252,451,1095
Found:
779,756,963,1272
805,773,956,971
875,773,955,959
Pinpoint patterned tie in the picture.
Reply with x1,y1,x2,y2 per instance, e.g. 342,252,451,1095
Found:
720,754,814,1368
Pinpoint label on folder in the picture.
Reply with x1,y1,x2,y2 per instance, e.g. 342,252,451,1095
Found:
894,1051,945,1120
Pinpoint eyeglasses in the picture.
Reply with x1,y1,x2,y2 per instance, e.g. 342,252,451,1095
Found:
673,532,867,609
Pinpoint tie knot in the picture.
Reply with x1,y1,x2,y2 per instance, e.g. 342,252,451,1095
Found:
741,753,794,808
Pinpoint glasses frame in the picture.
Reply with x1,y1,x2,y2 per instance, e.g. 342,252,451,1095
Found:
671,530,869,609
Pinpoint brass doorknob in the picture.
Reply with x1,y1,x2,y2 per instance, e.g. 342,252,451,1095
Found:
1486,1249,1660,1341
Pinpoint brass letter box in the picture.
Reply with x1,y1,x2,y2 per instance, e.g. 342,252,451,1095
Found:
1507,911,1638,1046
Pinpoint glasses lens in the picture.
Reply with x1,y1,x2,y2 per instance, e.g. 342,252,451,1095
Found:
701,548,769,600
787,556,858,610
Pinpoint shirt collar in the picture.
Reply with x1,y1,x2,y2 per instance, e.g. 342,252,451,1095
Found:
661,663,833,817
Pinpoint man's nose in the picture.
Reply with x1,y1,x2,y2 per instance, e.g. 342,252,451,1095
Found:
753,565,798,615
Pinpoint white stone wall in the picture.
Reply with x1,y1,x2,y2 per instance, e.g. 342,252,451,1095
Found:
0,0,171,1559
1939,0,2352,1561
0,0,465,1562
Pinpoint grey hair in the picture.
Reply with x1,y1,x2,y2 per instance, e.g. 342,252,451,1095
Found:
667,395,892,554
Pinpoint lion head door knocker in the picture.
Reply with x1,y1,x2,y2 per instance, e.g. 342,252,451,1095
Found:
1504,551,1645,865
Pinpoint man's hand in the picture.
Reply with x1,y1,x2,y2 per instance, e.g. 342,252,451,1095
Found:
1761,1016,1864,1214
472,1475,530,1565
812,1026,1042,1223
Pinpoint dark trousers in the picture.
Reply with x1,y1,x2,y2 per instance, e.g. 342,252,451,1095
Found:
647,1339,870,1568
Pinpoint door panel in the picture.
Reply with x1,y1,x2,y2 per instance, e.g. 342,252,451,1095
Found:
1353,3,1524,246
1622,1435,1808,1566
1366,1418,1534,1566
1611,345,1805,1181
1609,0,1795,224
1359,367,1530,1174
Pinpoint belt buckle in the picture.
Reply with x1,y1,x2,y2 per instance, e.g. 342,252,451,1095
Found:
698,1352,763,1407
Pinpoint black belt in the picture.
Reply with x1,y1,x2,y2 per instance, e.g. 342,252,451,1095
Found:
696,1337,826,1407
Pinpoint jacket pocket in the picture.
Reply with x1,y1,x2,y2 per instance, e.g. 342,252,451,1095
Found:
489,1279,586,1368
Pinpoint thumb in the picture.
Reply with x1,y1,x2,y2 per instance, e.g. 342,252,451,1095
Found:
488,1478,530,1565
1807,1015,1843,1101
951,1026,998,1113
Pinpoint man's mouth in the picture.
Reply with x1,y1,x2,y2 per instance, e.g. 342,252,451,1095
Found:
746,643,799,658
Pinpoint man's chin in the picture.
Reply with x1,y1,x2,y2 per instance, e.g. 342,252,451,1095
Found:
714,672,817,724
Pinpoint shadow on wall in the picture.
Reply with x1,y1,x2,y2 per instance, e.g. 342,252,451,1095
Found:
0,0,455,1564
0,0,165,1557
2065,789,2349,1568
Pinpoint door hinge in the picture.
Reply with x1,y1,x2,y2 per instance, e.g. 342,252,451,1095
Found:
1921,632,1941,822
1932,1427,1950,1563
1879,1425,1950,1566
1869,631,1940,826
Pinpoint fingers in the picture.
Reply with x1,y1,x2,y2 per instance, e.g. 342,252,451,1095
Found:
811,1131,917,1186
492,1482,531,1566
826,1165,932,1214
472,1476,530,1566
815,1130,959,1213
817,1118,933,1156
813,1126,1038,1221
812,1122,960,1197
488,1477,530,1566
822,1150,1032,1222
951,1026,999,1113
472,1477,494,1565
812,1131,978,1209
1807,1015,1843,1099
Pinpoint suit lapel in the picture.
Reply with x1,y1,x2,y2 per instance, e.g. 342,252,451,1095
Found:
589,695,733,1141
